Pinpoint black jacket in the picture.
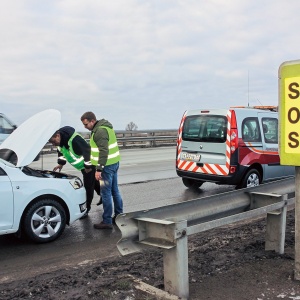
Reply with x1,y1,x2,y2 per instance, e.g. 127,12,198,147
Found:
57,126,91,167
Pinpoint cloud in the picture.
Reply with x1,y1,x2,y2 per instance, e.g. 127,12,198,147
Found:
0,0,300,131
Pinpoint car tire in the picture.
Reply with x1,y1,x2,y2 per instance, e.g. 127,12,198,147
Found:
237,169,261,189
182,178,204,189
23,198,66,243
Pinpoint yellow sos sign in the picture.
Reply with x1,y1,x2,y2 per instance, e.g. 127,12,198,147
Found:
279,60,300,165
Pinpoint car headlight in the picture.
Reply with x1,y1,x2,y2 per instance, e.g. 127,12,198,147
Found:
69,177,83,189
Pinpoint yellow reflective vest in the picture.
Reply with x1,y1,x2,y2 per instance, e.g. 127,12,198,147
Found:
90,126,120,166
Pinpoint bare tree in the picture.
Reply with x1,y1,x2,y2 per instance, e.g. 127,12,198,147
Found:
125,121,138,131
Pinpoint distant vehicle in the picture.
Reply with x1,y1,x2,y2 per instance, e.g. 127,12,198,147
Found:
0,109,86,243
176,106,294,189
0,113,41,164
0,113,17,143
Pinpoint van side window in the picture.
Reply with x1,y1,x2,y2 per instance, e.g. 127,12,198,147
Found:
182,115,227,143
262,118,278,143
242,118,261,142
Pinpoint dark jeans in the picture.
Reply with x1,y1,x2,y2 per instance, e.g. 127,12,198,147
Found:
81,167,97,211
100,162,123,224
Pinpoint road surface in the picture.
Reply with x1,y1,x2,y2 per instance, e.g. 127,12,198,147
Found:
0,147,235,284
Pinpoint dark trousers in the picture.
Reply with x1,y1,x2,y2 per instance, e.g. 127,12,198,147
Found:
81,167,99,211
94,176,100,196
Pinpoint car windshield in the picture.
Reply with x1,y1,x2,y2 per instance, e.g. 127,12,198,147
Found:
182,115,227,142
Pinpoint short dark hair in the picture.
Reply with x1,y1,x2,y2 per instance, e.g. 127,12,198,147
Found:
81,111,97,122
49,130,60,141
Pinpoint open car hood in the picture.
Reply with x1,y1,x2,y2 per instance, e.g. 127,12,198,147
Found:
0,109,61,167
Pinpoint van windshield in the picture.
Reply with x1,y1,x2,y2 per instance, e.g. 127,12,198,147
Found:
182,115,227,142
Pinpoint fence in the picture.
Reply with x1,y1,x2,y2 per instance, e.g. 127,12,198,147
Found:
42,129,178,153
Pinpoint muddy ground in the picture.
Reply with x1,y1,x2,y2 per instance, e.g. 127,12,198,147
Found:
0,209,299,300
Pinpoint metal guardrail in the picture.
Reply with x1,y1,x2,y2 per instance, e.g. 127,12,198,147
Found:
115,177,295,299
116,129,177,147
42,129,178,153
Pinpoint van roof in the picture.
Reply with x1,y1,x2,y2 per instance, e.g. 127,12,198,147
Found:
230,106,278,112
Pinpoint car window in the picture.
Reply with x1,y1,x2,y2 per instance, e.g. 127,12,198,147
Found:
262,118,278,143
182,115,227,142
0,115,15,134
242,118,261,142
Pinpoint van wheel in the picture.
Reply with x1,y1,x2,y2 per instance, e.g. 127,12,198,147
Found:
182,178,204,189
237,169,261,189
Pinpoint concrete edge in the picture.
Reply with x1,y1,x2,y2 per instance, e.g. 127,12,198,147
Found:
127,275,184,300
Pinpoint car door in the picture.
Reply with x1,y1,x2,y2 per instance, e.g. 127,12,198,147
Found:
258,113,285,180
0,166,14,230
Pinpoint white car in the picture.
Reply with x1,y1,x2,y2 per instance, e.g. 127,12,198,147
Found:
0,109,86,243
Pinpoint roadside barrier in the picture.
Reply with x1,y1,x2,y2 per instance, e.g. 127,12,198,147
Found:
115,177,295,299
42,129,178,153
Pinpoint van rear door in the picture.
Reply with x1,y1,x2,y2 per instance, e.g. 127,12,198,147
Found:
179,109,229,175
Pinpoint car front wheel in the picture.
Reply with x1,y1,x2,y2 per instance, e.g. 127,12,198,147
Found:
23,198,66,243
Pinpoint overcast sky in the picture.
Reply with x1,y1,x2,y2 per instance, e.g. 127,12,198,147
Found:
1,0,300,131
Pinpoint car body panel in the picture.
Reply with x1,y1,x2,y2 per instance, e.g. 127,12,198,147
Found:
0,166,14,231
0,159,86,236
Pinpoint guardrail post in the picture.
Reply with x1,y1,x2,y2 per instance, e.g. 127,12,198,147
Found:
152,132,156,147
163,220,188,299
122,133,126,148
265,195,288,254
135,217,189,299
248,192,288,254
295,167,300,280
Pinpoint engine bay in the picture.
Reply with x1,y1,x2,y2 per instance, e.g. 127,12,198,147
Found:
22,166,78,179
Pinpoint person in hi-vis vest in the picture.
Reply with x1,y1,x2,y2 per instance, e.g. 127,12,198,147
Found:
80,112,123,229
49,126,101,218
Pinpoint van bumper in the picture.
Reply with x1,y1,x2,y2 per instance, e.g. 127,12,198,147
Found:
176,167,247,186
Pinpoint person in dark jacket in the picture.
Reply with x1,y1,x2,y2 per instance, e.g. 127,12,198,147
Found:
49,126,101,218
80,112,123,229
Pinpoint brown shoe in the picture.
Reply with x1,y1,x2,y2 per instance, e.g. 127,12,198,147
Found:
93,222,113,229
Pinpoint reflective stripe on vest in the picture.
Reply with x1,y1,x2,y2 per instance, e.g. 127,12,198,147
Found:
58,132,85,170
90,126,120,166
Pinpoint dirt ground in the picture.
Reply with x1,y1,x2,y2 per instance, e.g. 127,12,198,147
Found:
0,209,300,300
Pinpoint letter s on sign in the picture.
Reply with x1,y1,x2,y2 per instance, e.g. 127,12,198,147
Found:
288,82,300,99
288,132,299,148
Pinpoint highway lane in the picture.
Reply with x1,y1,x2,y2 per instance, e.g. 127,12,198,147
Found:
31,146,178,184
0,147,235,284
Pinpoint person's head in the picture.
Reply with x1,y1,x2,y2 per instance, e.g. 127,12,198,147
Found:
49,130,61,146
81,111,97,131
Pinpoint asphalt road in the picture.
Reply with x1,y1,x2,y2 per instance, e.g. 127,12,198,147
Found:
31,146,179,184
0,147,235,284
